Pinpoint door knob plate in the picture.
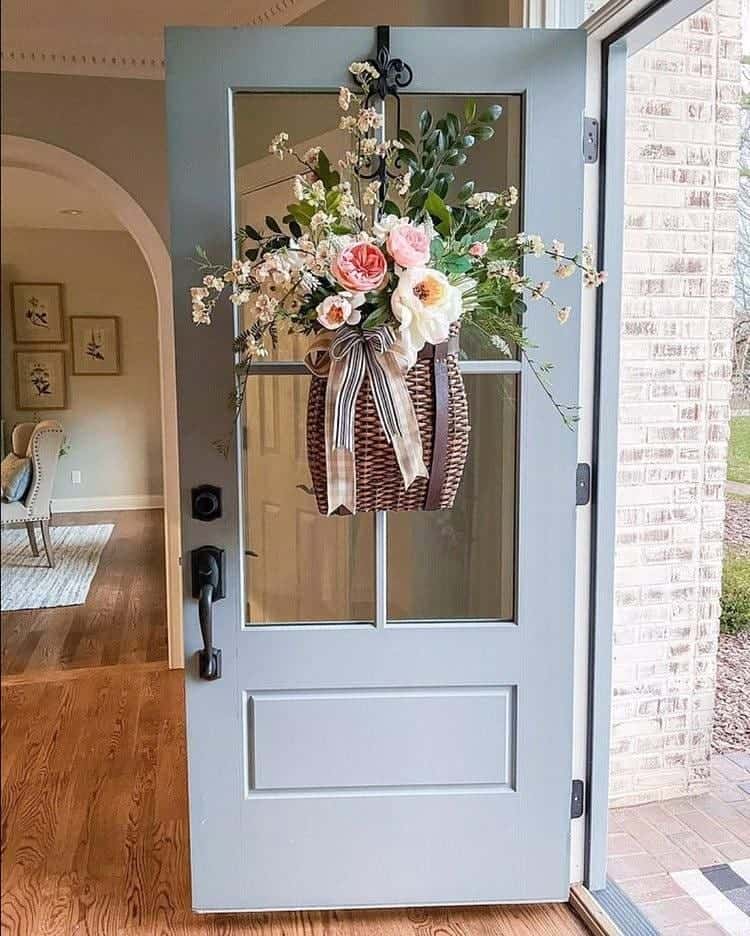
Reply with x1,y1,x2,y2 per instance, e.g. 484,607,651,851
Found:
191,545,225,600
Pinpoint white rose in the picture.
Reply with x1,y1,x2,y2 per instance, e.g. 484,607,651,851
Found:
390,267,463,368
372,213,408,242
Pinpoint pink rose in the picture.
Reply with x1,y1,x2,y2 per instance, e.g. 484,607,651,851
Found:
387,222,431,268
331,242,387,292
469,241,488,258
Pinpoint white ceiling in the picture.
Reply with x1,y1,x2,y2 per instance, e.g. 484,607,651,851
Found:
1,167,123,231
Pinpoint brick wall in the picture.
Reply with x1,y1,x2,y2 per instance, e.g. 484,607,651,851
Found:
609,0,741,807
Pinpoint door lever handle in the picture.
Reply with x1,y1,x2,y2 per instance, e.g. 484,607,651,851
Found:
191,546,225,681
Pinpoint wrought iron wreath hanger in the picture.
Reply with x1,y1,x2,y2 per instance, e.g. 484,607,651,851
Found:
355,25,413,200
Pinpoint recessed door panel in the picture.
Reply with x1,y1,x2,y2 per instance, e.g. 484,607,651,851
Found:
248,687,515,792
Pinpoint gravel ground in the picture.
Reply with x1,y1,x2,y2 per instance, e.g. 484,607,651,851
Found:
724,496,750,555
712,496,750,754
713,630,750,753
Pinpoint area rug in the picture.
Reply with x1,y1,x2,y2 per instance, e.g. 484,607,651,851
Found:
671,860,750,935
1,524,114,611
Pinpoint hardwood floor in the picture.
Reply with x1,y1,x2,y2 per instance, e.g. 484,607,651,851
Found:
1,666,589,936
1,510,167,680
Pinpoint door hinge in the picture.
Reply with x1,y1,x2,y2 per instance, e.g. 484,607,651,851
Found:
571,779,585,819
582,116,599,164
576,463,591,506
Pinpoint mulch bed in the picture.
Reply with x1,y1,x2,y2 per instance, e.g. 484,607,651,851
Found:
712,496,750,754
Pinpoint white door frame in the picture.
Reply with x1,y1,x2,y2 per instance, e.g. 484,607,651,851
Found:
2,135,184,669
569,0,716,891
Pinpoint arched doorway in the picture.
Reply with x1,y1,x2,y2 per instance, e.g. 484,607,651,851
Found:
2,134,183,667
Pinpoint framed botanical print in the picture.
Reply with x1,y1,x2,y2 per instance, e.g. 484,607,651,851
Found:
14,350,68,410
70,316,121,376
11,283,65,343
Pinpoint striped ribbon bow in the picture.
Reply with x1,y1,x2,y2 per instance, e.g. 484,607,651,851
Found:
306,324,428,515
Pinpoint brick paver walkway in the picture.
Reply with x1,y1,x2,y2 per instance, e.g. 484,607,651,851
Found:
608,752,750,933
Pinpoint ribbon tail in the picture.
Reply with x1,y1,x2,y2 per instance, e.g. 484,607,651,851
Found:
324,353,364,515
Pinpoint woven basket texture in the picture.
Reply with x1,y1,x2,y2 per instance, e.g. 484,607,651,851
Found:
306,332,470,515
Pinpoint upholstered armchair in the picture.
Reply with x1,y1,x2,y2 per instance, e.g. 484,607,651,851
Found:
1,421,65,568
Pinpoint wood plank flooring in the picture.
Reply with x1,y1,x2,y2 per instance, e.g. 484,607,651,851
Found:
1,666,589,936
1,510,167,679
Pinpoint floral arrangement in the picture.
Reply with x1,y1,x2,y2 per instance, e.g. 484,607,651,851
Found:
191,61,606,450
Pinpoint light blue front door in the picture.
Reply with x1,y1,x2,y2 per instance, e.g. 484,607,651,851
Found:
167,25,586,911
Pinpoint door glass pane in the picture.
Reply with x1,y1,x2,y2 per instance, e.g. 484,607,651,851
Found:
243,374,374,625
398,95,523,361
233,92,345,362
388,375,517,622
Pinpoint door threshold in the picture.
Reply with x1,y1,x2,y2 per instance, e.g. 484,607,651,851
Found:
569,884,624,936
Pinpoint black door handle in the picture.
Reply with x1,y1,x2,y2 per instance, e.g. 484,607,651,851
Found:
191,546,225,680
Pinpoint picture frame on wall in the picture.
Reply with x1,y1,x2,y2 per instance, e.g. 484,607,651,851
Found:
11,282,65,343
14,350,68,410
70,316,121,376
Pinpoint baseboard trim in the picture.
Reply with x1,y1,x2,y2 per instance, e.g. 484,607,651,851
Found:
51,495,164,513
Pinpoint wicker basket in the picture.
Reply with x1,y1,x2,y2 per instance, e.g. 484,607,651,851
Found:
306,324,470,515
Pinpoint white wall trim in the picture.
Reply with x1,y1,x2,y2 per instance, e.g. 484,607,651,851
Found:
0,0,330,80
53,495,165,513
1,135,184,670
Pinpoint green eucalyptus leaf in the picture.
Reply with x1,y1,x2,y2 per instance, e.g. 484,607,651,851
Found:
423,128,437,149
445,151,467,167
383,200,402,217
479,104,503,123
288,220,303,239
245,247,259,261
473,124,496,142
243,224,261,241
265,215,282,234
457,181,475,202
434,177,449,199
464,100,477,123
418,110,433,136
398,128,416,146
445,113,460,140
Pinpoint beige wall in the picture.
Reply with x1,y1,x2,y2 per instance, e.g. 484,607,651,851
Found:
1,73,169,243
295,0,517,25
1,228,163,504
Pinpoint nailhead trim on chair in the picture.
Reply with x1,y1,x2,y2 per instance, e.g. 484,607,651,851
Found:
1,427,62,525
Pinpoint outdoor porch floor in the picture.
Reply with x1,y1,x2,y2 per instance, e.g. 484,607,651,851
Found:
608,752,750,933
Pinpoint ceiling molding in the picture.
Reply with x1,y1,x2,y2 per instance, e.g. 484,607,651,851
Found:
0,0,322,80
1,37,166,80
